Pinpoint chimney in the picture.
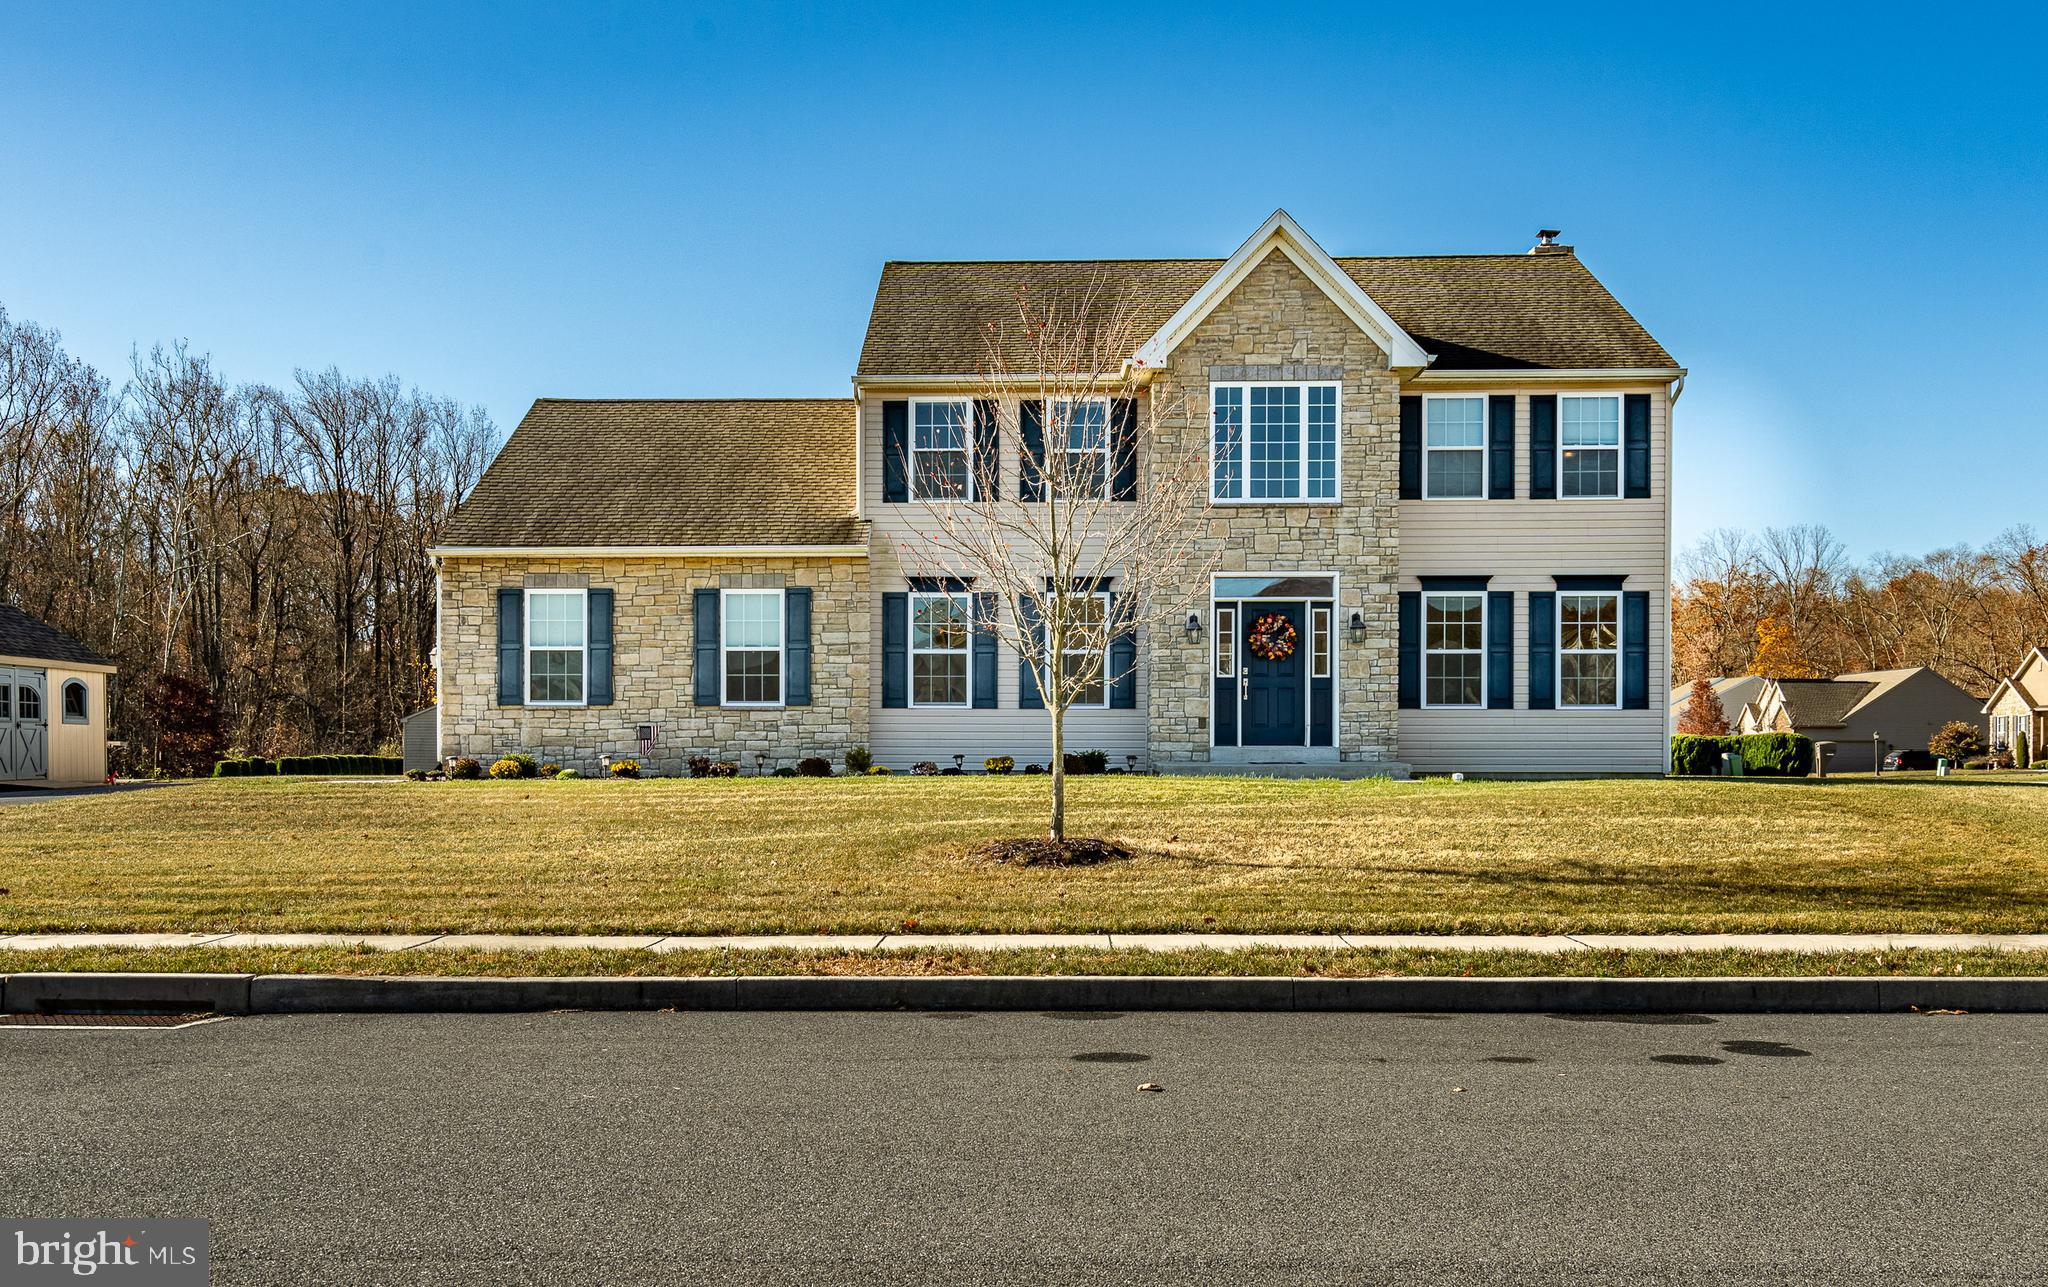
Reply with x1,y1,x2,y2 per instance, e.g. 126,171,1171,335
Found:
1529,228,1571,255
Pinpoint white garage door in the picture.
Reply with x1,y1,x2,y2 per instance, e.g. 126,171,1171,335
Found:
0,666,48,780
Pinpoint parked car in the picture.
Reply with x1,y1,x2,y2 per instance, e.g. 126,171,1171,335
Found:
1882,748,1936,771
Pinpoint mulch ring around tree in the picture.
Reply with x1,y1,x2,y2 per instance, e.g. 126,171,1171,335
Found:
967,837,1135,868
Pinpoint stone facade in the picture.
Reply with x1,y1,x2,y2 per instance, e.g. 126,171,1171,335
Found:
436,554,868,775
1143,250,1402,763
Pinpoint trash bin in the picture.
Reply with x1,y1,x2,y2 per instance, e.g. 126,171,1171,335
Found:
1722,751,1745,777
1936,757,1950,778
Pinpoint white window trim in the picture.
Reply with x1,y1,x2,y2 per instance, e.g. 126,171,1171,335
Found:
524,588,589,707
1050,396,1111,501
1557,393,1623,502
1420,393,1488,501
1209,381,1342,505
60,679,89,725
1421,591,1486,709
908,396,974,502
1047,590,1111,710
1214,603,1237,678
1310,604,1332,680
908,590,972,709
1557,591,1623,710
720,587,786,709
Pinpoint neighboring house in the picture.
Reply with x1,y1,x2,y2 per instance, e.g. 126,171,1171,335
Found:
0,604,115,787
1668,675,1767,733
429,211,1682,776
1983,647,2047,760
1736,667,1983,771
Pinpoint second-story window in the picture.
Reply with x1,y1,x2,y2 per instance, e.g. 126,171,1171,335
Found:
1423,396,1485,499
1211,382,1339,502
1052,398,1109,499
910,398,971,500
1560,395,1621,498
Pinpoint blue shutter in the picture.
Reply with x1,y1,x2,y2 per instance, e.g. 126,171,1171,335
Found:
1623,590,1650,709
1486,590,1513,710
1527,590,1557,709
971,592,997,709
1108,591,1136,709
496,588,523,706
1624,394,1652,498
1529,396,1557,500
1110,398,1138,501
692,589,721,706
1488,395,1516,499
882,401,909,503
1398,396,1422,500
1397,591,1420,709
1018,400,1045,500
1017,598,1044,709
784,588,812,706
881,592,908,708
973,399,999,501
587,588,614,706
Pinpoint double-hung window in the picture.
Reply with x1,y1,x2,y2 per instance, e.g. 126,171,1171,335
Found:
910,591,971,707
1558,592,1621,708
1424,593,1484,707
722,589,784,706
1051,592,1109,708
1423,396,1486,499
910,398,971,500
1052,397,1109,499
1560,395,1621,498
1211,382,1339,502
526,589,588,705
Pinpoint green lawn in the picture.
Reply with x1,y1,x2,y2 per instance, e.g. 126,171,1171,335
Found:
1,774,2045,935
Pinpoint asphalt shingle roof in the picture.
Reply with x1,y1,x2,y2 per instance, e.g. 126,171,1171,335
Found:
438,399,862,549
857,250,1677,376
1774,679,1879,729
0,604,112,667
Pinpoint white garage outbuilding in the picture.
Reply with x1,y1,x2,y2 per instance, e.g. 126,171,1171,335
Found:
0,604,116,787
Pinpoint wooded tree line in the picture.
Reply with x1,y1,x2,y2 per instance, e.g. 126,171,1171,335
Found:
0,304,496,770
1673,523,2048,696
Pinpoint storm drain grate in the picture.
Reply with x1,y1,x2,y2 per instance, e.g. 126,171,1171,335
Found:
0,1012,221,1029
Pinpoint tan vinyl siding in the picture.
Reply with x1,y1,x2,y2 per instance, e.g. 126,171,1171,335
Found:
858,387,1148,768
1397,384,1673,774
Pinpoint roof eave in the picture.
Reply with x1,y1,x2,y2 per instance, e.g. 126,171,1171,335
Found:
428,543,868,560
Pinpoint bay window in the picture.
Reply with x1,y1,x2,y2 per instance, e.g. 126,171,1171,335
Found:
1211,382,1339,502
1559,592,1620,707
526,589,588,705
722,589,784,706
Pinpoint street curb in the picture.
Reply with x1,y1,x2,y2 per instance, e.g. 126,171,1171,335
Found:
8,973,2048,1014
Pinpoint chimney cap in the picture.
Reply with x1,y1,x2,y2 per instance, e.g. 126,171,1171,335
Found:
1536,228,1562,246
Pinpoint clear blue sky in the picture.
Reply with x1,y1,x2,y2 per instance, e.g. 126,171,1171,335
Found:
5,2,2042,564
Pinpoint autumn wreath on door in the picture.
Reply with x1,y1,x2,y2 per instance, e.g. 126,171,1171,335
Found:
1247,612,1298,662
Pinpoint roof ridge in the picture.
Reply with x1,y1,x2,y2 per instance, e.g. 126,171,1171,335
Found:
882,252,1547,267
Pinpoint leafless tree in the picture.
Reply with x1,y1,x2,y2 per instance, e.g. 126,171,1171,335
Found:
900,282,1219,843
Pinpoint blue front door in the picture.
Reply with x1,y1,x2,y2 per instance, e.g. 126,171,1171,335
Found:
1241,602,1305,746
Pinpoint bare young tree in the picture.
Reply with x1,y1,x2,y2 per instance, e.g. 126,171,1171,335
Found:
898,282,1220,844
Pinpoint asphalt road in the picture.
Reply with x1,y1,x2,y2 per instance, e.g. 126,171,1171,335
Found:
3,1010,2043,1285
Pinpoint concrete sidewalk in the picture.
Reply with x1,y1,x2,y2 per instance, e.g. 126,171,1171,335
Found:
3,930,2047,953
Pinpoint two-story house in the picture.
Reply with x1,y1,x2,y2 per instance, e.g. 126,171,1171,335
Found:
430,211,1681,776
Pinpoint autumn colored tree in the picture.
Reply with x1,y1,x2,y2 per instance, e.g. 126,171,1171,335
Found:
1676,676,1731,735
1928,720,1987,762
1749,615,1823,679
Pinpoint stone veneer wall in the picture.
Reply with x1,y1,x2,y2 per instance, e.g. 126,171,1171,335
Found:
436,555,868,775
1144,250,1402,763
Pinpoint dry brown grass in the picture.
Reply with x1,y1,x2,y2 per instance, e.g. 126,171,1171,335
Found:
1,774,2044,934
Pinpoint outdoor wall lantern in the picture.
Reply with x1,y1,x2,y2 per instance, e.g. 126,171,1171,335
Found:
1185,612,1203,641
1348,611,1367,644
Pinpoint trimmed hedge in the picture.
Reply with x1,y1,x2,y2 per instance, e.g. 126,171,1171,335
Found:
1670,733,1815,777
212,754,404,777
